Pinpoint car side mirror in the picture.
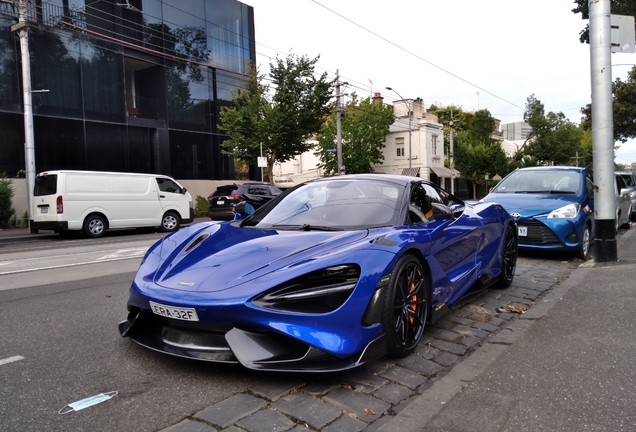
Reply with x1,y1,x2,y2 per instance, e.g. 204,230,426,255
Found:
430,202,453,221
233,201,255,220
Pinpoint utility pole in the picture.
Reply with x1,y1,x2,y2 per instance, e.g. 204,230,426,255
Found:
449,109,455,195
571,151,583,167
336,70,343,175
589,0,617,262
12,0,37,233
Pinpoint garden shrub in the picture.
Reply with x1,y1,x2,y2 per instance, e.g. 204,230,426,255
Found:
0,173,15,228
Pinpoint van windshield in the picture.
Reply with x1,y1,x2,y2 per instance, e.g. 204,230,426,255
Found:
34,175,57,196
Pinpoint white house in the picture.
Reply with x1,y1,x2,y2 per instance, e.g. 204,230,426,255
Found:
271,93,454,188
372,94,453,187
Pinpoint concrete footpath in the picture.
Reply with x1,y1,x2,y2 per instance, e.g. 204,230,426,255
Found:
380,228,636,432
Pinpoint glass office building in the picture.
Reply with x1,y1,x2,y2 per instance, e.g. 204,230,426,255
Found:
0,0,255,179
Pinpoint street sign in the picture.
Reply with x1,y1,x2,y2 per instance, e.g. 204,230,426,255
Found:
611,15,635,53
324,148,337,153
257,157,267,167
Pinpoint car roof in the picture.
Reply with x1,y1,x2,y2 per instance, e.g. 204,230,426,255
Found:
306,173,429,188
513,166,586,172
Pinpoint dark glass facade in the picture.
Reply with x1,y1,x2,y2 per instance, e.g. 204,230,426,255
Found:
0,0,255,179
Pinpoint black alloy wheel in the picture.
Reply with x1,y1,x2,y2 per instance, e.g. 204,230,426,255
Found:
495,223,517,288
382,255,429,357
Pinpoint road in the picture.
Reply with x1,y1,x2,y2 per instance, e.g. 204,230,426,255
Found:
0,230,260,432
0,226,615,432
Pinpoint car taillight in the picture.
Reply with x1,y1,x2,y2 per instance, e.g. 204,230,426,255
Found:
233,194,241,200
57,195,63,214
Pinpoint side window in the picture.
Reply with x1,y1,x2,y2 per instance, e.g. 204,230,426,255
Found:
408,183,433,225
585,175,594,199
157,178,181,193
616,175,626,193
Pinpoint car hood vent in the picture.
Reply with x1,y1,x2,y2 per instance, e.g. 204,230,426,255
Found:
181,232,210,255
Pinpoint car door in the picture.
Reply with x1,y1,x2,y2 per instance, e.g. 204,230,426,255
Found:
409,182,483,305
155,177,188,219
615,174,631,227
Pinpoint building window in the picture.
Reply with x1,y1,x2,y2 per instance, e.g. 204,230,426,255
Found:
432,135,438,155
396,137,404,157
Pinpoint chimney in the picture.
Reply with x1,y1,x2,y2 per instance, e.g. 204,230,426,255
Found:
412,98,423,118
372,92,383,106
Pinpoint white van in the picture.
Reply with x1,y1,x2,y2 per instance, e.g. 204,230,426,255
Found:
31,170,194,238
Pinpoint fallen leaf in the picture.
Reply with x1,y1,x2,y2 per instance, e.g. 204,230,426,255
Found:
364,408,376,415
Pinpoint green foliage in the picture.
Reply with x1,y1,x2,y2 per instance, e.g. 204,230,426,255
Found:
0,173,15,228
453,132,510,199
194,195,209,217
523,95,583,165
581,66,636,144
315,93,395,175
219,55,334,184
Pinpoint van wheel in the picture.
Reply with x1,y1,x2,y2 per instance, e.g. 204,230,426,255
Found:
161,212,180,232
83,215,106,238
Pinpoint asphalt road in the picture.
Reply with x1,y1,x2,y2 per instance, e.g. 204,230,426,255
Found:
0,232,260,432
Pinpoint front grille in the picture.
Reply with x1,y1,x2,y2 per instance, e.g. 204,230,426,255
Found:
518,220,561,245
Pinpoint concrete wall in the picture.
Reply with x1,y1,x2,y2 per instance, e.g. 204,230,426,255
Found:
10,179,254,217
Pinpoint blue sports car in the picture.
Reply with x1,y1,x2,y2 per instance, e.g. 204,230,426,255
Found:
119,174,517,372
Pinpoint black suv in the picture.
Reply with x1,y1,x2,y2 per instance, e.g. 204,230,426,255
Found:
208,183,283,220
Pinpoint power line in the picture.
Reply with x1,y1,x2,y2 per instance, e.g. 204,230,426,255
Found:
310,0,524,111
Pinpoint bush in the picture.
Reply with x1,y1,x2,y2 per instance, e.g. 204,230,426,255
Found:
194,195,209,217
0,173,16,228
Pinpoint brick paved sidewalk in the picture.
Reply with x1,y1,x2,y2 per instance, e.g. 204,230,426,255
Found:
160,254,581,432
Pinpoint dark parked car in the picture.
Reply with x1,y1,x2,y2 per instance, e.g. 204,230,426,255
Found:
208,183,282,220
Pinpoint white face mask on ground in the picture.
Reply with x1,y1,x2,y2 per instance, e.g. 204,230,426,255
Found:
58,391,118,414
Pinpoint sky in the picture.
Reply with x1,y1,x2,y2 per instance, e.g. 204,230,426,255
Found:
239,0,636,166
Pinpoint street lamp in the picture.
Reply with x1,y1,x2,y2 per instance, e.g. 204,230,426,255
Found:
385,87,412,169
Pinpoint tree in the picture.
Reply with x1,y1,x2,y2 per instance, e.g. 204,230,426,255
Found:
472,109,497,144
219,55,334,183
453,132,509,199
581,66,636,143
571,0,636,44
315,93,395,175
523,95,583,165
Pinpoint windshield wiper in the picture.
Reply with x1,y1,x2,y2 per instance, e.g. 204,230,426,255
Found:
515,190,576,194
299,224,343,231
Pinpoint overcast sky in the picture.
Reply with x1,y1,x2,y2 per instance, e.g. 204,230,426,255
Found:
240,0,636,166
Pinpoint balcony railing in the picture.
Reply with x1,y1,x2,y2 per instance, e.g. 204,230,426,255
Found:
126,95,162,120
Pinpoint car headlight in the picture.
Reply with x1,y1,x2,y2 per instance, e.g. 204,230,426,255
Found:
547,203,580,219
252,264,361,314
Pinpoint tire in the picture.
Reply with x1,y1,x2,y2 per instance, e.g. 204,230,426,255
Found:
576,224,591,260
381,255,429,357
161,211,180,232
495,223,517,288
83,215,107,238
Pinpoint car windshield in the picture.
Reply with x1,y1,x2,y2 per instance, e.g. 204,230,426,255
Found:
492,170,581,194
243,179,404,230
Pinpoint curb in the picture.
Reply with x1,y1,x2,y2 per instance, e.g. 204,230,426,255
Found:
375,253,597,431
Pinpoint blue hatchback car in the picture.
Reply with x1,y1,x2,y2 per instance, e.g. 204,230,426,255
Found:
482,166,594,259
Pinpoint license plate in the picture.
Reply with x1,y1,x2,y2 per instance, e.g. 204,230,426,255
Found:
149,301,199,321
40,207,48,214
518,226,528,237
216,200,225,205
